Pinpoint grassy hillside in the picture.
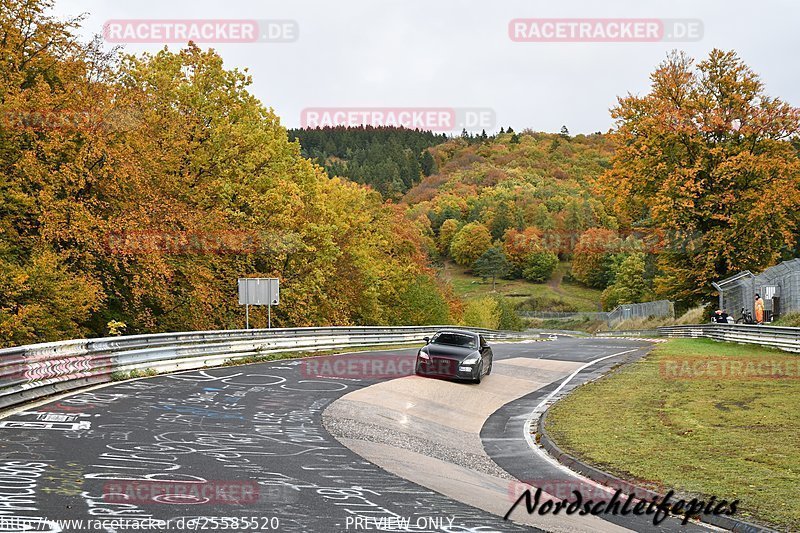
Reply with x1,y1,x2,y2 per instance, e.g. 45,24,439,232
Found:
442,261,602,312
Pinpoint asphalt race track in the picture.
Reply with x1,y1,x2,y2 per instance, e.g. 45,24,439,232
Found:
0,337,721,532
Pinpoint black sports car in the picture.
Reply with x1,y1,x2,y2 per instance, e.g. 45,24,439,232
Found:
415,329,493,383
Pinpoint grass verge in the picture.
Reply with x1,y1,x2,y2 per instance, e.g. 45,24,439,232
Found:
545,338,799,531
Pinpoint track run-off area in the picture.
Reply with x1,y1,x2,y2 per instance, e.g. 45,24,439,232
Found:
0,337,722,533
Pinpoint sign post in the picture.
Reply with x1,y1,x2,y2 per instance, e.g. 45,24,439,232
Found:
238,278,280,329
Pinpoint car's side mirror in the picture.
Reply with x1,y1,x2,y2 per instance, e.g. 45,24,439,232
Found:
423,337,430,344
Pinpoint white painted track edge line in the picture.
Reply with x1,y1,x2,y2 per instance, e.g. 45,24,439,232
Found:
531,349,637,415
520,347,723,532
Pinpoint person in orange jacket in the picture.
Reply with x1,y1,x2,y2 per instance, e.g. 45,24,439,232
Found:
754,293,765,324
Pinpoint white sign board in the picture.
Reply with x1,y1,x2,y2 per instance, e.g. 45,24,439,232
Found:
762,285,777,300
238,278,280,306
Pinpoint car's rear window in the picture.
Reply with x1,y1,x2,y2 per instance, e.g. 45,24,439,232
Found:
431,332,477,348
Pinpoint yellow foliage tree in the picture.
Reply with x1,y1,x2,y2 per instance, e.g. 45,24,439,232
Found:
450,222,492,266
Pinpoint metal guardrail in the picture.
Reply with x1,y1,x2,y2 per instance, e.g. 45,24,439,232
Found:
656,323,800,353
598,323,800,353
0,326,527,411
594,329,662,338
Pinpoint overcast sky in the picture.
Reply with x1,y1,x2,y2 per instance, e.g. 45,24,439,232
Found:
51,0,800,134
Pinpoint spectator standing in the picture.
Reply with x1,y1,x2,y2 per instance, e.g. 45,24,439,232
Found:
754,294,765,324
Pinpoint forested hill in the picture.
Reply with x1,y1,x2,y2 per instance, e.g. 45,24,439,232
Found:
401,131,643,311
288,126,447,198
403,131,616,238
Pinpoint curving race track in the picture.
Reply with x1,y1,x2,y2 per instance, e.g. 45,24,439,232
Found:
0,337,721,532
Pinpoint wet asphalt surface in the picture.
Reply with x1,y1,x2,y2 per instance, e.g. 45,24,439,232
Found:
483,338,717,533
0,336,720,532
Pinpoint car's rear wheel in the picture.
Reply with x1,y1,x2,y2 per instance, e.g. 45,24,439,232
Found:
486,358,492,375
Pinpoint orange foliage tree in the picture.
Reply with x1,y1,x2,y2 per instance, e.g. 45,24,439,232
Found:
502,227,543,269
570,228,624,288
599,49,800,303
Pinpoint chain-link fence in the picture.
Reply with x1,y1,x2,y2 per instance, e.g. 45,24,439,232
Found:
519,311,607,320
520,300,674,327
713,258,800,322
606,300,674,327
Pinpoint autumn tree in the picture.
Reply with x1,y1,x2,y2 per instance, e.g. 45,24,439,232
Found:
0,251,101,345
522,250,558,283
571,228,624,288
601,253,651,310
437,219,461,256
389,274,451,325
427,194,466,231
521,251,559,283
502,227,543,274
450,222,492,266
495,296,524,331
600,49,800,304
0,0,107,344
0,0,458,345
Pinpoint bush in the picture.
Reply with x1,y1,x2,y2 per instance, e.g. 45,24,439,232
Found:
438,219,461,255
107,320,127,336
391,274,451,325
770,312,800,328
496,297,524,331
522,251,559,282
517,296,578,313
462,296,500,329
600,253,650,310
570,228,622,288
